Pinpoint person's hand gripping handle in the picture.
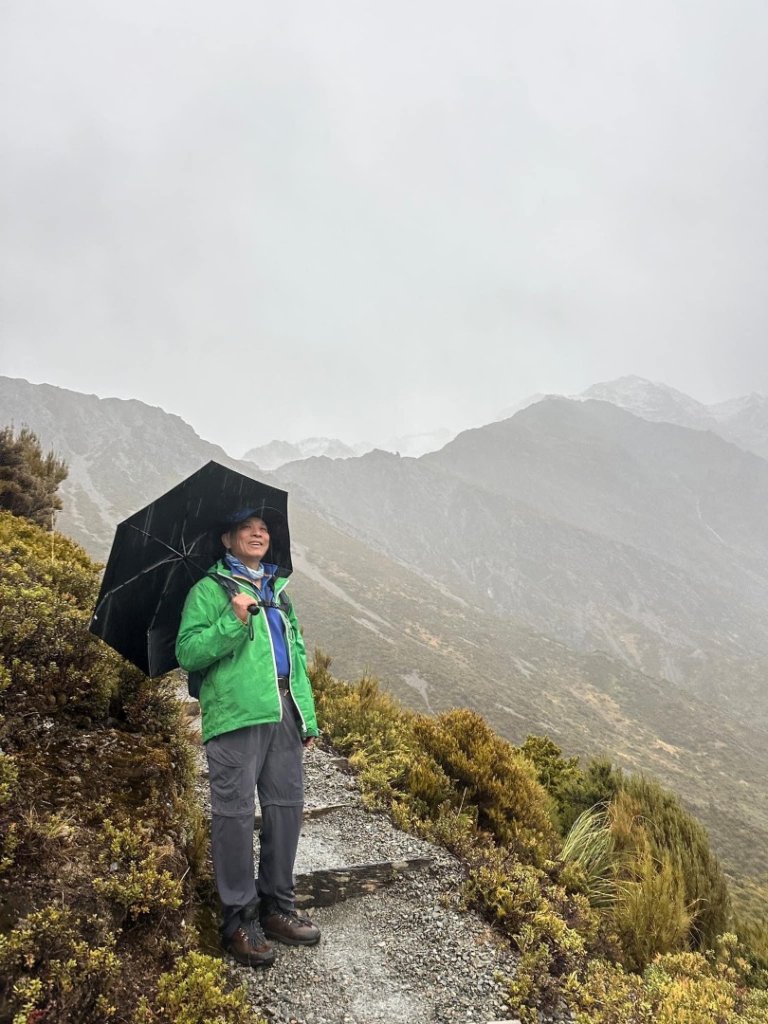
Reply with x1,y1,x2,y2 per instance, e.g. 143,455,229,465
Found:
231,592,260,623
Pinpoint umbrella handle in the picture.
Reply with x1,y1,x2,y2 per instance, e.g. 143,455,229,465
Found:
247,603,260,616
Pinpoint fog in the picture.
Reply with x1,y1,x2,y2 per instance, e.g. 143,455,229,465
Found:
1,0,767,453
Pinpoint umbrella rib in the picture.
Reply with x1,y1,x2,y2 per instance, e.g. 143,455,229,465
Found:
93,552,182,617
147,558,191,632
145,530,214,634
127,523,188,559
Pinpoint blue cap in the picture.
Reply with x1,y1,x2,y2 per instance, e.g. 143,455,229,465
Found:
222,507,267,529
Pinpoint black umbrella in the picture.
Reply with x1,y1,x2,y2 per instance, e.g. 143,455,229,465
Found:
89,460,291,677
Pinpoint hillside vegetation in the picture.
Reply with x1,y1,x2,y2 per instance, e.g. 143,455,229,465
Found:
0,510,256,1024
310,654,768,1022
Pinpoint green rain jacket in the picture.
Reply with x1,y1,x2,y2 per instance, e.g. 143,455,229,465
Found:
175,561,319,744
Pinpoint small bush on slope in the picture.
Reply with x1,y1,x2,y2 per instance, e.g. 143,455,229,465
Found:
0,511,256,1023
566,936,768,1024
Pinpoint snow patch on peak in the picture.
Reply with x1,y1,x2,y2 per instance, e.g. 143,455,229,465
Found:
576,376,715,429
709,393,768,422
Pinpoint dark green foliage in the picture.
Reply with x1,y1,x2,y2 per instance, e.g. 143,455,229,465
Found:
559,756,624,833
520,735,585,831
521,735,582,793
0,425,67,528
519,739,624,839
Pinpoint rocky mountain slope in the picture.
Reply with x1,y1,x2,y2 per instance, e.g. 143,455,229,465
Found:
285,501,768,882
0,376,251,554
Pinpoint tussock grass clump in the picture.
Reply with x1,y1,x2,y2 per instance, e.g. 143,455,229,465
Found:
558,806,618,910
620,775,730,951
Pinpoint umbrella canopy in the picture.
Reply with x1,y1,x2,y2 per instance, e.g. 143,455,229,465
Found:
89,460,291,677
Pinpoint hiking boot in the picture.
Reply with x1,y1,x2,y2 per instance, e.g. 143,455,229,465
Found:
224,920,276,967
260,907,321,947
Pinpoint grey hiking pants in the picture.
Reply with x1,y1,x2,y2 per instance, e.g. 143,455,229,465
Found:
206,691,305,940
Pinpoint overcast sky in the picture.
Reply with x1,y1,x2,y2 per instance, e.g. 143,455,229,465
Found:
1,0,767,454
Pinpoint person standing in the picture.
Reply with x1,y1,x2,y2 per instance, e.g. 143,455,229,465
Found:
176,509,320,967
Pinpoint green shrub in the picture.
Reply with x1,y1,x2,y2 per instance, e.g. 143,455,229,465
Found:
311,656,555,862
559,755,624,833
566,958,654,1023
132,952,261,1024
520,735,584,832
413,710,556,861
0,906,120,1022
93,819,183,922
0,511,123,724
621,775,730,951
0,511,244,1021
0,750,19,875
566,936,768,1023
0,425,67,528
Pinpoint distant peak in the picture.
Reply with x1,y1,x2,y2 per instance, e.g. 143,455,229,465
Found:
580,376,690,399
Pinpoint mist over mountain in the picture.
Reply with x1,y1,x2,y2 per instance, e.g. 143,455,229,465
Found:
2,374,768,883
380,427,455,459
242,437,365,471
572,375,768,460
242,428,455,471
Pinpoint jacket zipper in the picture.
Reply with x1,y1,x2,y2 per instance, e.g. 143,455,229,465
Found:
275,577,308,735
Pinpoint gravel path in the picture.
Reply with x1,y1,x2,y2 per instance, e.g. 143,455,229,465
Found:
241,747,518,1024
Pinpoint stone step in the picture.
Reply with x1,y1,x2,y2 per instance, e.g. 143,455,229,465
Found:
253,802,352,829
294,856,434,908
